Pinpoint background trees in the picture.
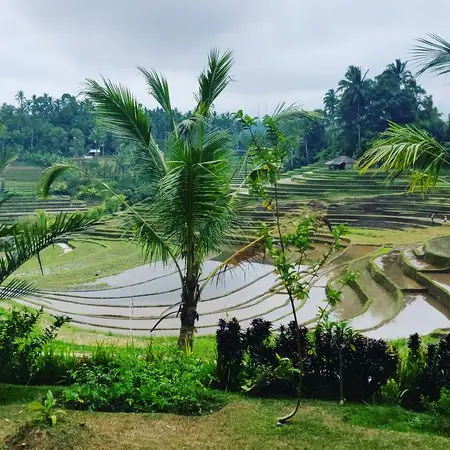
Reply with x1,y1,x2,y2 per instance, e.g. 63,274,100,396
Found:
0,55,447,169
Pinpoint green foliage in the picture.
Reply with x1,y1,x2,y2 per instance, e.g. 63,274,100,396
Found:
423,388,450,416
0,308,70,384
380,378,408,406
358,122,448,192
63,346,224,415
28,390,65,427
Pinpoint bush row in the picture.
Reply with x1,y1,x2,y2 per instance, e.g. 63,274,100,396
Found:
216,318,450,410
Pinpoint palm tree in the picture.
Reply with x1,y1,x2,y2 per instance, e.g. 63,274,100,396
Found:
357,35,450,190
43,49,238,349
338,66,369,155
0,149,94,302
323,89,339,154
386,59,411,86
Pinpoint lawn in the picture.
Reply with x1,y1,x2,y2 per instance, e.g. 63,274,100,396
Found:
1,385,449,449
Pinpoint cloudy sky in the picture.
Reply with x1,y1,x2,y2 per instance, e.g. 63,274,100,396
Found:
1,1,450,115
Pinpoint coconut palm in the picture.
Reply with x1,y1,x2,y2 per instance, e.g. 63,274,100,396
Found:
338,66,369,155
0,149,95,302
323,89,339,155
42,49,238,349
357,35,450,190
386,59,411,86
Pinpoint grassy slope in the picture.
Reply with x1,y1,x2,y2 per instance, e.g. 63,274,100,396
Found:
1,385,448,450
14,238,144,289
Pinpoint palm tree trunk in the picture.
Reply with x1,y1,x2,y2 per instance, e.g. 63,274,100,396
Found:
178,277,200,349
357,100,361,155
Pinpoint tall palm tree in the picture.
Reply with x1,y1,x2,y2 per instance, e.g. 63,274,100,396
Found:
43,49,238,348
323,89,339,154
0,149,94,302
338,66,369,155
386,59,411,86
357,34,450,190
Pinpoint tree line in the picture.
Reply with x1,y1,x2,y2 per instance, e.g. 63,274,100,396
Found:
0,59,447,168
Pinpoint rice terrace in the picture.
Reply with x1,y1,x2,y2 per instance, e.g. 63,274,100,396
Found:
1,5,450,449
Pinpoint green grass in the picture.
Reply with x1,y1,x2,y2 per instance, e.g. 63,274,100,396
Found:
15,238,144,289
1,384,449,449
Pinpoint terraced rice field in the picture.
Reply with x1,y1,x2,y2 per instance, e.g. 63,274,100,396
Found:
4,163,450,338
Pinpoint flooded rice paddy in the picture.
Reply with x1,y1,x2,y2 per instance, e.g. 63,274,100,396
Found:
18,244,450,338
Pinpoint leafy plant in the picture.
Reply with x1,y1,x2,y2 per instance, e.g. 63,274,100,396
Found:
0,308,70,384
63,346,223,415
28,390,66,427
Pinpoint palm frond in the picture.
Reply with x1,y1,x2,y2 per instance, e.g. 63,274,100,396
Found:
0,148,17,174
121,206,182,265
138,67,176,133
357,122,448,192
0,212,96,285
195,48,234,116
154,130,236,262
40,164,73,198
0,278,36,301
85,77,167,180
0,190,13,207
200,237,265,292
413,33,450,76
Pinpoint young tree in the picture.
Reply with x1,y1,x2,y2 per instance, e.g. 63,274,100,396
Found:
233,106,350,424
42,50,238,349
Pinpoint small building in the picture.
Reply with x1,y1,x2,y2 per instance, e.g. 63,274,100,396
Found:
325,155,357,170
88,149,101,157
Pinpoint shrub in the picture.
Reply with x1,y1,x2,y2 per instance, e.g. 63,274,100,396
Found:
63,346,223,415
216,318,244,391
216,318,398,402
0,308,70,384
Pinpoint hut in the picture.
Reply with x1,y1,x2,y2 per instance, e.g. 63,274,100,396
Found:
325,155,357,170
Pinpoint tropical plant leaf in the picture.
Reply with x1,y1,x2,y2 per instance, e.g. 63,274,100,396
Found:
138,67,176,133
200,237,265,292
195,49,234,116
0,212,96,285
413,33,450,76
0,277,36,301
357,122,448,192
40,163,73,198
85,77,167,181
0,148,17,174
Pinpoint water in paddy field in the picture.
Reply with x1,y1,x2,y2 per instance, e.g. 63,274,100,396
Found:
365,293,450,340
426,272,450,294
22,247,450,338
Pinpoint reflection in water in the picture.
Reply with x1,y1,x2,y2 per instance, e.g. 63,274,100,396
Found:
365,294,450,340
22,248,450,338
427,273,450,293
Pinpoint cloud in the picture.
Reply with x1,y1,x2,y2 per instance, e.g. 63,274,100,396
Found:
1,0,450,114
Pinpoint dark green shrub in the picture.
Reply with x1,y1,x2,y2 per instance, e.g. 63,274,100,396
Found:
63,347,223,415
216,318,244,391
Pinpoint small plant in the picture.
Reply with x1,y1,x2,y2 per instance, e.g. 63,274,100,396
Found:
380,378,409,406
28,390,65,427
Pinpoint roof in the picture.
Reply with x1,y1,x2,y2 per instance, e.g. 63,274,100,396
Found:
325,155,357,165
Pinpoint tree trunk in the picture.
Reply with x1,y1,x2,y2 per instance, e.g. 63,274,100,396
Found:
178,277,200,350
304,137,309,164
339,350,344,405
356,100,361,155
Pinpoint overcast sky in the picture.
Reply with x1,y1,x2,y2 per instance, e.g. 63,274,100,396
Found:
1,1,450,115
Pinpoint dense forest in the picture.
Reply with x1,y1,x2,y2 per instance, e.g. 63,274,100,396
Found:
0,59,448,167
